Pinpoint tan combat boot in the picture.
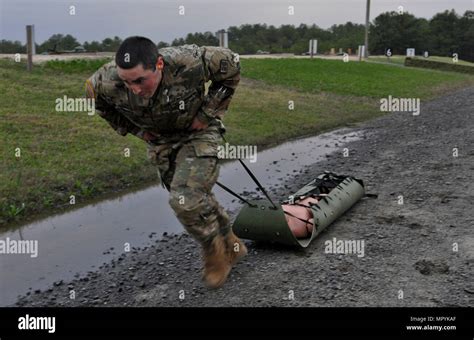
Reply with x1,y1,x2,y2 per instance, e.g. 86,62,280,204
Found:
225,230,248,266
202,234,232,289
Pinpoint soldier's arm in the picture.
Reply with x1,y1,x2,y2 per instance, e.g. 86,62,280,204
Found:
85,74,144,138
197,46,241,124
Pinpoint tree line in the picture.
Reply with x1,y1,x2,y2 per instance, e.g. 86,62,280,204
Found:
1,9,472,61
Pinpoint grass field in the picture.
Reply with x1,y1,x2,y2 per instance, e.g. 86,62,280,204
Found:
1,57,473,227
367,55,474,67
242,58,474,98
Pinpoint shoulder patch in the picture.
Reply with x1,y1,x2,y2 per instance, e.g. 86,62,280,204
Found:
219,59,229,73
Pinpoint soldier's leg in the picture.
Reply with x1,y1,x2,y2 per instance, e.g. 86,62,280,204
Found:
168,141,228,244
146,140,228,232
167,137,246,288
146,144,176,191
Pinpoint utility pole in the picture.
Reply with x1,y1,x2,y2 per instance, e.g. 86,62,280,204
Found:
364,0,370,58
217,30,228,48
26,25,34,71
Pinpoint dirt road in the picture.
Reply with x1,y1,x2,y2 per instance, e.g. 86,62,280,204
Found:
15,86,474,307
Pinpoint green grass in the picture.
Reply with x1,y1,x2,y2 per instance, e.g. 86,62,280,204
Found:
226,79,380,147
1,57,473,227
44,58,114,73
366,55,407,65
367,55,474,67
242,58,474,98
417,56,474,67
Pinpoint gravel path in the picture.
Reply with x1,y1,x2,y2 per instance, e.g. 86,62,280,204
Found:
16,87,474,307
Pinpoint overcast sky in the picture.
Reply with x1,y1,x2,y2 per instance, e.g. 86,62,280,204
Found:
1,0,472,44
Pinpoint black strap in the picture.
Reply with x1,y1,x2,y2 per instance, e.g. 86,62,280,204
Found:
215,181,257,208
283,210,313,226
237,158,278,209
292,202,313,209
215,131,376,209
220,132,278,210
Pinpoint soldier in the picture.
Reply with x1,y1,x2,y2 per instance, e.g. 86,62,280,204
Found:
85,36,247,288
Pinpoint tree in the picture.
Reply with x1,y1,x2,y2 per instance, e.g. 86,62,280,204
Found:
171,37,185,46
37,33,79,53
157,41,170,49
429,9,462,56
101,36,122,52
329,22,365,52
83,40,102,52
458,10,474,61
0,10,471,58
62,34,80,50
0,40,26,53
370,12,429,55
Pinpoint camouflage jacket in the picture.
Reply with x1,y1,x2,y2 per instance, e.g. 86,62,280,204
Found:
85,44,240,142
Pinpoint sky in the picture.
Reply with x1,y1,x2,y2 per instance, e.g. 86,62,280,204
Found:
0,0,472,44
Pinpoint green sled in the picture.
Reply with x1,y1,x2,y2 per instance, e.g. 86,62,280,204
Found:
232,172,366,248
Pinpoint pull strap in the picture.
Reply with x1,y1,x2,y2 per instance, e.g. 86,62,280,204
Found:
215,181,257,208
220,132,278,210
282,210,313,227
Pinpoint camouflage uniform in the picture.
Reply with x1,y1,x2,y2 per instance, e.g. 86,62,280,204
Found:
85,44,240,245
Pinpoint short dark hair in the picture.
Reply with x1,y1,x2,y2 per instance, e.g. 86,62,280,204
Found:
115,36,158,70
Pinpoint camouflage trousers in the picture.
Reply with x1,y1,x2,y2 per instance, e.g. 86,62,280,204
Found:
146,125,231,245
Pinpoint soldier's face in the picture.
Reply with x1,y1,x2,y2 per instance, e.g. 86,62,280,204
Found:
117,60,162,98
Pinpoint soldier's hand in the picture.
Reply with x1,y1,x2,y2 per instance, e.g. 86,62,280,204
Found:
189,116,209,131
